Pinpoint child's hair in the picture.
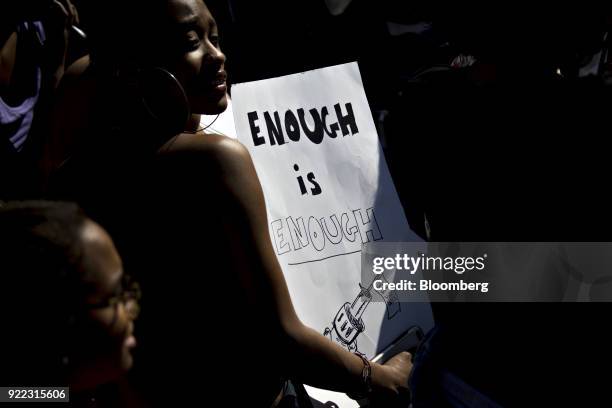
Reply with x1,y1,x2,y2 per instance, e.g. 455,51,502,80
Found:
0,200,89,385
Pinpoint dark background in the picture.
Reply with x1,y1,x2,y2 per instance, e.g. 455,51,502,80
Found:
208,2,612,406
67,1,612,405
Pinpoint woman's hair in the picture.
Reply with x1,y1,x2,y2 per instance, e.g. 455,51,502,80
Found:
79,0,171,69
75,0,201,140
0,201,90,385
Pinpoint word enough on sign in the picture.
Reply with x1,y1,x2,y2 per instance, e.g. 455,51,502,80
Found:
248,102,359,147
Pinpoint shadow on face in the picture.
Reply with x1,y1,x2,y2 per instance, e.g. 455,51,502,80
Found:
0,202,138,391
69,220,138,391
154,0,229,115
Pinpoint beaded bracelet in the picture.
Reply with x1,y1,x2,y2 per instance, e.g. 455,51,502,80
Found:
352,352,372,398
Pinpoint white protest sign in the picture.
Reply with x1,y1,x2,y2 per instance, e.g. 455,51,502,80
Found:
232,63,433,361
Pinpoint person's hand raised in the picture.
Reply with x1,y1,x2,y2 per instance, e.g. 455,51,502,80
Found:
44,0,80,86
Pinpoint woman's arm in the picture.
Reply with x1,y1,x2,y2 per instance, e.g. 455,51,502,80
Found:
164,134,412,398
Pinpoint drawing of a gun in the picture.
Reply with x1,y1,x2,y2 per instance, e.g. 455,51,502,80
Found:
323,274,401,353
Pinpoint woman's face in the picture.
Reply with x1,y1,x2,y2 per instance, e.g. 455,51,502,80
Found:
159,0,228,115
70,220,138,390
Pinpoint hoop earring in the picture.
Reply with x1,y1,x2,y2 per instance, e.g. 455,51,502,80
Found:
137,67,191,136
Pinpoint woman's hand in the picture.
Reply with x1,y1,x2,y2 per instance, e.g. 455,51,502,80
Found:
371,352,413,399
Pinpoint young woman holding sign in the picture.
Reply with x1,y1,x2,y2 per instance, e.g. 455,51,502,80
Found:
44,0,413,405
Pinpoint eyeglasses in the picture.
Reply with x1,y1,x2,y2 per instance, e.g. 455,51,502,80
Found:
87,274,141,321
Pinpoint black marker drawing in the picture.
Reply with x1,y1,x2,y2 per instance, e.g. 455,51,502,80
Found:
323,274,400,354
272,207,383,257
248,102,359,147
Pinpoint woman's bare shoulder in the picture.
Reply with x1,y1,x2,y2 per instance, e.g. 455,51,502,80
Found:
157,133,259,190
159,133,251,169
